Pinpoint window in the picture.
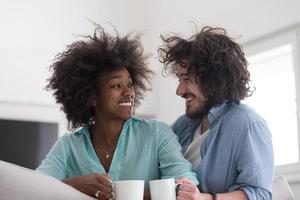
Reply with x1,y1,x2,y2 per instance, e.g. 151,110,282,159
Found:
246,44,298,165
244,29,300,178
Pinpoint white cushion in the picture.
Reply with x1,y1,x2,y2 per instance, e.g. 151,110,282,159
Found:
272,175,295,200
0,160,95,200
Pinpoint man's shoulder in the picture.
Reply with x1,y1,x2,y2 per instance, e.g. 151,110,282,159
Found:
219,102,270,139
171,114,200,134
173,114,189,124
172,115,189,129
225,102,265,123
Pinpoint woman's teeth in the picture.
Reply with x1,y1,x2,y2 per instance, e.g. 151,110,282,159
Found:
119,102,132,106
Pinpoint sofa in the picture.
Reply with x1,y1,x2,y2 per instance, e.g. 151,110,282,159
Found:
0,160,94,200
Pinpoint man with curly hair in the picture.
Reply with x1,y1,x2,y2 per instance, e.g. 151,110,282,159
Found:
158,26,273,200
36,25,198,200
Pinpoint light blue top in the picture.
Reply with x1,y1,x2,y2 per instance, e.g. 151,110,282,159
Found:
36,116,198,188
172,101,274,200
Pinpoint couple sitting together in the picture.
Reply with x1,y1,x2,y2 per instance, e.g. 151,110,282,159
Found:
35,24,274,200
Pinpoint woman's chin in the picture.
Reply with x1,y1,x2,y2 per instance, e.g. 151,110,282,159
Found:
120,113,132,120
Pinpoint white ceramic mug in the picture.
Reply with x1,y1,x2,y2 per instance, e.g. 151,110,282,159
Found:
149,178,179,200
113,180,144,200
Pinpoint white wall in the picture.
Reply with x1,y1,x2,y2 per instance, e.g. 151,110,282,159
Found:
0,0,149,105
0,0,149,132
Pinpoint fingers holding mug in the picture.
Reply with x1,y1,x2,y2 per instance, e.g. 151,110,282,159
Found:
94,173,114,199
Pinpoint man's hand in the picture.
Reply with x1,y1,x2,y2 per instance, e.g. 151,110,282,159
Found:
62,173,113,200
176,178,212,200
143,189,151,200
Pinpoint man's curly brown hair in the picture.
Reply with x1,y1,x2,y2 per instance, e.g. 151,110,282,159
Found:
47,25,153,129
158,26,253,108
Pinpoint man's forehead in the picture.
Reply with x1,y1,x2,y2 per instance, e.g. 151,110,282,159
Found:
176,65,197,79
175,65,188,75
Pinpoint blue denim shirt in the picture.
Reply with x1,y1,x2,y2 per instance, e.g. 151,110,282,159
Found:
172,101,274,200
36,116,198,188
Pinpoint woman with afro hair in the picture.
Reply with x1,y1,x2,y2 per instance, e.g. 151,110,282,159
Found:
36,25,198,200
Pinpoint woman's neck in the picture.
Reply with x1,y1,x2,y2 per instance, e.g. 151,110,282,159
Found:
91,117,125,147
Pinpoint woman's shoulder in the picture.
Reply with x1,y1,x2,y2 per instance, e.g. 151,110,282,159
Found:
56,127,88,145
129,116,173,135
130,116,169,126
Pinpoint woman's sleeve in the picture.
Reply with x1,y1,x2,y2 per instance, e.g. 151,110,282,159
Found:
156,122,199,185
35,134,69,180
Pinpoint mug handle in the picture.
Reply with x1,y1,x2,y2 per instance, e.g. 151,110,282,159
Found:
175,183,181,192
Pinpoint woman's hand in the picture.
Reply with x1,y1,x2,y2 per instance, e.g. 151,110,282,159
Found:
62,173,114,200
176,178,212,200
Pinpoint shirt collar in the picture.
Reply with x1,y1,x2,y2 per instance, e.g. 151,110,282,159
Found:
185,101,231,126
72,117,139,136
73,126,89,136
208,101,232,125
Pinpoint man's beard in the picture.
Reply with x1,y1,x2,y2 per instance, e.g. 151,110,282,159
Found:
186,98,211,120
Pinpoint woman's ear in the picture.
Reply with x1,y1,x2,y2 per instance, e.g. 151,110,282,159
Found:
89,96,97,107
91,100,97,106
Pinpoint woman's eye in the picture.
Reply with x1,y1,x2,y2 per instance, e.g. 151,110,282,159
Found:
111,84,121,89
128,82,134,88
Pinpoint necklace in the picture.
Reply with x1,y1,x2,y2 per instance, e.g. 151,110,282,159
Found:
94,134,117,159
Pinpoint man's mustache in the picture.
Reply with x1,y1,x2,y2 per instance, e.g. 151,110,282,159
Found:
182,93,196,99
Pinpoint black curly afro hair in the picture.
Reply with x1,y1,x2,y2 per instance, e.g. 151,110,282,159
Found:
47,25,153,129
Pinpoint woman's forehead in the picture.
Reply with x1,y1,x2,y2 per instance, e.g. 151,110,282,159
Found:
97,67,131,82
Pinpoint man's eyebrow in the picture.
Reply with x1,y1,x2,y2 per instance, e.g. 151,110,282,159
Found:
176,73,189,77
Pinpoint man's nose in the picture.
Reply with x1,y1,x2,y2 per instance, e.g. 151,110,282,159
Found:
176,82,185,96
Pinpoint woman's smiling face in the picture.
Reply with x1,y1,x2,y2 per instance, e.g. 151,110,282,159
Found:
93,67,135,121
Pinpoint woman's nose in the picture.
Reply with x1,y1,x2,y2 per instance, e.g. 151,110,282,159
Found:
123,86,134,97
